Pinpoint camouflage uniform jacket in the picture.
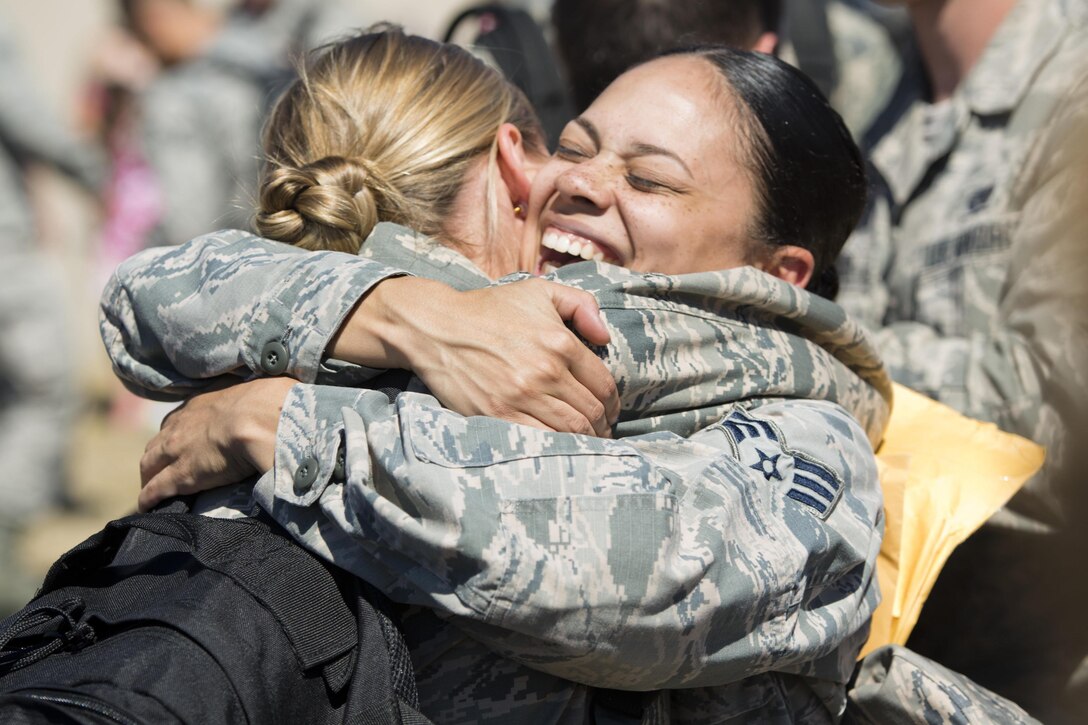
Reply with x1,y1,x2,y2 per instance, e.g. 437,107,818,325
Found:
101,223,891,723
836,0,1088,526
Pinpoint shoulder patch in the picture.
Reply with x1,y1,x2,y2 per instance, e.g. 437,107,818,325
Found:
718,408,844,520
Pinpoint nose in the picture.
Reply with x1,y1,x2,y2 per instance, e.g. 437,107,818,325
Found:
554,157,614,211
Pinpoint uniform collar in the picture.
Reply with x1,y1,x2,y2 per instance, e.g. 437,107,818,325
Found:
871,0,1071,208
359,222,491,292
960,0,1068,117
553,264,894,447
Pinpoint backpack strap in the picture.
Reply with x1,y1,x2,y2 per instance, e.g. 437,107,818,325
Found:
444,4,573,146
785,0,838,99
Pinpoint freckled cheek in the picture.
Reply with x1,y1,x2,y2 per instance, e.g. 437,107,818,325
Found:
625,205,683,267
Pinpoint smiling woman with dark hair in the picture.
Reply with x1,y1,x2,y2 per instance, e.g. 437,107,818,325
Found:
92,30,888,723
530,45,866,300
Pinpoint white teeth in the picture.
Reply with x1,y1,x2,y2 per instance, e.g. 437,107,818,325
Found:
542,233,571,254
541,261,559,274
541,229,611,264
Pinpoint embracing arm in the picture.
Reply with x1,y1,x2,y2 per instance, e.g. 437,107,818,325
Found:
131,261,886,688
101,230,617,432
251,385,882,690
99,230,403,400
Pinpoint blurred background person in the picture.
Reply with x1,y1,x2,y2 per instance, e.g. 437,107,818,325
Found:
440,0,904,148
835,0,1088,720
118,0,366,248
550,0,904,138
0,0,373,613
85,24,162,291
785,0,907,139
0,16,104,615
552,0,780,114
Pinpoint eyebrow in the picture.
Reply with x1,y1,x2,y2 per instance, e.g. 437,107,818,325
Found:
573,117,600,147
574,117,693,178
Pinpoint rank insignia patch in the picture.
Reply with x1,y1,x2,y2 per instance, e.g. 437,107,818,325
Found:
719,408,843,519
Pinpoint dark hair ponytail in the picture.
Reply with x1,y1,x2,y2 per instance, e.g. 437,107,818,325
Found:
660,46,866,299
808,263,839,300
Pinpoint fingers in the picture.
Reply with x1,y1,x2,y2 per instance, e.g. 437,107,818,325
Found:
140,431,171,488
545,283,611,346
537,282,620,428
506,329,611,436
137,475,173,513
495,394,598,437
138,429,185,511
138,453,182,512
565,343,621,429
404,280,621,437
138,467,203,513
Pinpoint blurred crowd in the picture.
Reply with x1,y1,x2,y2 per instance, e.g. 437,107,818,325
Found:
0,0,1085,722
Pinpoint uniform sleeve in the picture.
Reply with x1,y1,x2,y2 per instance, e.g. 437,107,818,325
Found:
255,384,883,690
98,230,405,400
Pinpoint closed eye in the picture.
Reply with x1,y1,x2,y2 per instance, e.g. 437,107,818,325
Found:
627,174,677,193
556,143,591,160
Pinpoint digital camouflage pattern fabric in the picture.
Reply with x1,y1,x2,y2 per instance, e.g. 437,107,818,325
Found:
836,0,1088,717
102,222,890,722
846,645,1039,725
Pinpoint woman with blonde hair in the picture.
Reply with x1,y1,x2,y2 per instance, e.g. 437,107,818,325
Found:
255,26,546,262
99,29,889,723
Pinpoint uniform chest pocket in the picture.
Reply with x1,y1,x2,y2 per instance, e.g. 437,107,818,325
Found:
911,213,1018,336
491,492,679,648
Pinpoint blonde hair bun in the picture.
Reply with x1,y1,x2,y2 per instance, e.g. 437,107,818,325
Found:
256,157,384,254
255,28,546,253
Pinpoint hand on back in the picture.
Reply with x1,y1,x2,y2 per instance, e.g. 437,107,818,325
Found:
137,377,294,512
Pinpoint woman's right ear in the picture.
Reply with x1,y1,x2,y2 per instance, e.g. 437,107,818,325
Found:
496,123,534,207
759,244,814,289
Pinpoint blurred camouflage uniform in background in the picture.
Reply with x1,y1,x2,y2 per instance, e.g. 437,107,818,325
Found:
0,21,103,615
822,0,902,139
136,0,365,246
780,0,905,140
836,0,1088,719
102,222,891,722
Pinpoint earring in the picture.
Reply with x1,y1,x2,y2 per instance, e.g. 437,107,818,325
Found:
513,202,525,218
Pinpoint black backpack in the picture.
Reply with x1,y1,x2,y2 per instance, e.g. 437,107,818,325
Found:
0,499,431,724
